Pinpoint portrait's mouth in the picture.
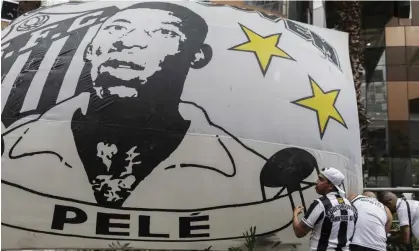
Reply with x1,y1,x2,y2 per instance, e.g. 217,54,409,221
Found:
102,59,145,71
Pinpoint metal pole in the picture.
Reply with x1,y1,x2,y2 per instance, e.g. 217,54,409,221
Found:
364,187,419,192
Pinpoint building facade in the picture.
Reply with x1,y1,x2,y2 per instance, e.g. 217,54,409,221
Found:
362,2,419,192
1,0,41,29
323,2,419,195
1,0,19,29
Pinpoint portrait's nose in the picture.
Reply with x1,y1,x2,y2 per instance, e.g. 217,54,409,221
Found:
110,29,149,52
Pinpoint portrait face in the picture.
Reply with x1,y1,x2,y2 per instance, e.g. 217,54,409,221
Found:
87,8,187,87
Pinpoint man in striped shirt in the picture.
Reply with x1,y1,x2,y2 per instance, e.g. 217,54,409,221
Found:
292,167,357,251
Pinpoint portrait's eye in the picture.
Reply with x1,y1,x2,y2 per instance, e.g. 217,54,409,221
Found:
104,24,127,34
152,28,179,38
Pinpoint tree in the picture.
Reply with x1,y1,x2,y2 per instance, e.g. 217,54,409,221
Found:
410,48,419,66
332,1,370,160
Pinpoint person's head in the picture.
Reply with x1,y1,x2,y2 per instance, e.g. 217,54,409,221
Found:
85,2,212,102
363,191,376,198
378,191,398,213
315,167,345,196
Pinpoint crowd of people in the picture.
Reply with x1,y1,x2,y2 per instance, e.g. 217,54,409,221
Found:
292,167,418,251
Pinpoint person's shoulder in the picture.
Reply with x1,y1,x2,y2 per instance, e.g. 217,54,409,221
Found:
56,92,90,109
315,196,331,207
397,199,408,212
341,197,355,208
179,101,212,126
343,196,353,203
406,199,419,210
306,197,323,208
318,195,328,201
310,197,322,203
385,205,392,216
347,193,360,202
349,194,363,203
179,101,232,135
408,199,419,205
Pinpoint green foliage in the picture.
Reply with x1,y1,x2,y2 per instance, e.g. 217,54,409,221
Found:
228,247,243,251
85,226,261,251
409,48,419,66
223,226,257,251
80,223,418,251
243,226,257,251
108,241,132,251
387,217,419,251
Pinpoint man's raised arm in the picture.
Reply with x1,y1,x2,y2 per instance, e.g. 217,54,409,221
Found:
293,200,323,238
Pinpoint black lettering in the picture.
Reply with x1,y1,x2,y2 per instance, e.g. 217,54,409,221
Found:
285,20,341,70
179,215,210,238
310,31,340,68
285,20,311,40
138,215,169,238
67,11,103,33
51,204,87,230
198,2,282,23
96,212,130,236
257,11,282,23
20,24,59,52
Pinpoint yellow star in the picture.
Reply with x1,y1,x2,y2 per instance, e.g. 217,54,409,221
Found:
291,77,347,139
229,23,294,76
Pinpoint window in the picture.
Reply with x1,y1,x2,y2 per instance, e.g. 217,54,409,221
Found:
366,81,388,120
1,0,19,22
362,28,386,84
365,158,391,187
245,1,288,16
364,119,390,187
391,157,413,187
409,83,419,157
413,158,419,187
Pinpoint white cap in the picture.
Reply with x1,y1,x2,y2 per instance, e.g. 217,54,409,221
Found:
321,167,345,194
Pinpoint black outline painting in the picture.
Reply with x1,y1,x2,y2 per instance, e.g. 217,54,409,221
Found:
71,2,218,207
1,1,325,244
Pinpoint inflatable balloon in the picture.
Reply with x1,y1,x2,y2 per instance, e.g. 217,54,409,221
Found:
1,1,362,250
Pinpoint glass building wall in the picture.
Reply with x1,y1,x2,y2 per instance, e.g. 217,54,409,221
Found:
360,1,419,197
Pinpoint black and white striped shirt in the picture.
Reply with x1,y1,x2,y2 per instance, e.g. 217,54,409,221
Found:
302,192,357,251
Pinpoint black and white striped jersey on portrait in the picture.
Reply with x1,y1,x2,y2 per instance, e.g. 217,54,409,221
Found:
302,192,357,251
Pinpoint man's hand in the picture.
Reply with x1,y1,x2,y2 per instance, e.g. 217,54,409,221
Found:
294,205,304,217
387,226,411,245
390,229,400,234
292,205,311,238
